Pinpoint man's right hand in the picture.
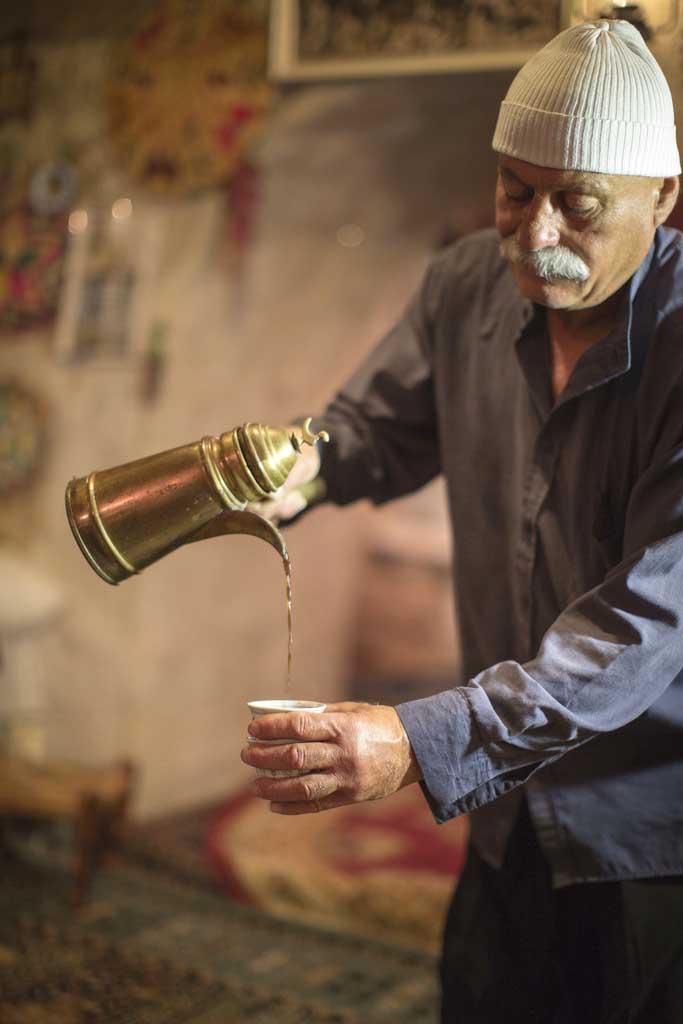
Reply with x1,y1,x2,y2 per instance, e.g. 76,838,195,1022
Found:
241,702,423,814
249,428,325,525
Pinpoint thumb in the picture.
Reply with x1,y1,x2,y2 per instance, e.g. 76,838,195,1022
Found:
251,488,308,524
322,701,372,713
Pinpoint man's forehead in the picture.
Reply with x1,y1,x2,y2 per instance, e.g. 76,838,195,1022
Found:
497,155,614,194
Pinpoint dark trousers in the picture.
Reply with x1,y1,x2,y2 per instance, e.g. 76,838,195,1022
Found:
440,800,683,1023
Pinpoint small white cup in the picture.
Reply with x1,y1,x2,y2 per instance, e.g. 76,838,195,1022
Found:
247,699,326,777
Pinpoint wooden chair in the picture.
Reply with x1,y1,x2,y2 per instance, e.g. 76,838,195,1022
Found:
0,755,136,904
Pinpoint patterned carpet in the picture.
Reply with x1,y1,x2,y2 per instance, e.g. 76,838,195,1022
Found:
0,835,440,1023
207,785,468,954
128,784,468,954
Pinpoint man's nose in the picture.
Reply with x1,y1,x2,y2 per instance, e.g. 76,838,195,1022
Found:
517,196,561,250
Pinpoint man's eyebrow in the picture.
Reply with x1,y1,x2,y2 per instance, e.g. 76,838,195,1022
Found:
498,164,610,198
562,174,610,198
499,166,526,186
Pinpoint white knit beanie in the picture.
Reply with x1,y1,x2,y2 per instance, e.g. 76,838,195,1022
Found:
492,19,681,177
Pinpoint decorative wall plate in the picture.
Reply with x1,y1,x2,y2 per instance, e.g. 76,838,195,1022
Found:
107,1,270,197
0,204,68,331
29,160,80,216
0,378,46,495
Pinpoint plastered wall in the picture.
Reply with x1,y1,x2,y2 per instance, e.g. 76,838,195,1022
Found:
5,5,682,819
1,59,509,816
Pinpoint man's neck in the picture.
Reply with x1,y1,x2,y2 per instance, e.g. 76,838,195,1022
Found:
545,290,623,402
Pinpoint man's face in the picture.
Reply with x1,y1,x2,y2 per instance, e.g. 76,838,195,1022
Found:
495,155,664,311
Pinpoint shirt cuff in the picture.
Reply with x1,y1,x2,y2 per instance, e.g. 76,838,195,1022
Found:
396,688,491,823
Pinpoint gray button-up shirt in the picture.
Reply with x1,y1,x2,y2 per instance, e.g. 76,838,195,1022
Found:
315,226,683,887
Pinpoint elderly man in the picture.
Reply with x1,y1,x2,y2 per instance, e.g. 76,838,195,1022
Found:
242,20,683,1023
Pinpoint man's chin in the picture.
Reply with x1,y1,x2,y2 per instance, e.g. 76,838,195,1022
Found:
513,267,586,308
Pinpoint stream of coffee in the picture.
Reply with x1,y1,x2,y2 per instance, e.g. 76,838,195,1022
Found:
284,554,293,694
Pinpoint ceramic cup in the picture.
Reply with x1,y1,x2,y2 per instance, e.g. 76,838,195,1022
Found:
247,699,326,778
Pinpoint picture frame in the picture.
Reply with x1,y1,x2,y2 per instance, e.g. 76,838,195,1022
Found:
269,0,574,82
53,200,161,366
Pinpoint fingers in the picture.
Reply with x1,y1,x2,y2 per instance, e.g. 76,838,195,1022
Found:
266,490,309,523
270,792,350,815
248,711,340,743
241,740,336,774
246,439,321,525
271,802,322,815
249,490,308,525
253,770,339,805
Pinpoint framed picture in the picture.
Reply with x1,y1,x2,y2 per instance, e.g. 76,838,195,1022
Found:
0,377,47,496
269,0,574,81
53,200,162,365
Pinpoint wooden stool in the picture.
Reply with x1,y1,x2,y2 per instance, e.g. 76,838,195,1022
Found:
0,756,136,904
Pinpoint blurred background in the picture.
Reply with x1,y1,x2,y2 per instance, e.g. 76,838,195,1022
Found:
1,1,682,1009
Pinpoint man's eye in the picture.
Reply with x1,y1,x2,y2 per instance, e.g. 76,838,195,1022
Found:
505,189,530,203
564,195,599,217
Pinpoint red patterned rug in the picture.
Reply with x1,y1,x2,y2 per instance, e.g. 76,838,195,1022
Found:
206,784,468,953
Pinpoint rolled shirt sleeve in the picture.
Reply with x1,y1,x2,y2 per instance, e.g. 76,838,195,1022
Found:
398,438,683,823
302,227,683,879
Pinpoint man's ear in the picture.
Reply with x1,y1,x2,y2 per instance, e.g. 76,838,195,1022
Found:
654,176,679,227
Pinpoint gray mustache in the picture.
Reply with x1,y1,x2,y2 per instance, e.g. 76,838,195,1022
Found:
500,237,590,283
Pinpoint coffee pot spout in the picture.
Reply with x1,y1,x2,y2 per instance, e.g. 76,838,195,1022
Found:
185,507,289,561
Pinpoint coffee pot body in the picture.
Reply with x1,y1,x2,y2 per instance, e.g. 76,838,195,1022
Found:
65,419,327,585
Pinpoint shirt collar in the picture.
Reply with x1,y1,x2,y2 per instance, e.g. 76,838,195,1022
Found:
514,234,658,413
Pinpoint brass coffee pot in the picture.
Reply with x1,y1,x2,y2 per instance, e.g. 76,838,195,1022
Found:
65,418,328,585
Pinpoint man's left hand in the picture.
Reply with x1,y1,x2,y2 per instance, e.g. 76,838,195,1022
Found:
240,702,423,814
